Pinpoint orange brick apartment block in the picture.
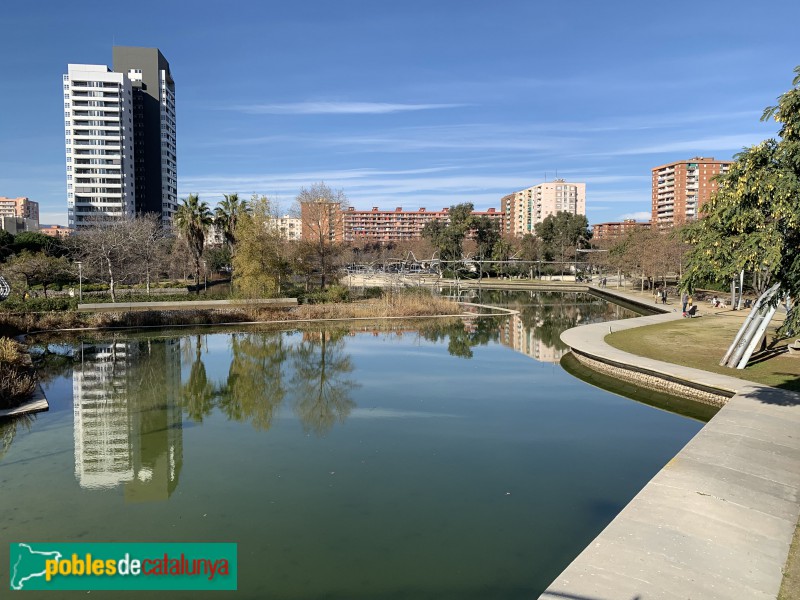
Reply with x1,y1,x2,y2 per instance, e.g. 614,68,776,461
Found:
301,203,505,243
343,206,503,243
592,219,651,241
651,157,730,228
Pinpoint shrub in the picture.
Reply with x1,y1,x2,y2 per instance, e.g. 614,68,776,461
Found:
0,297,78,313
0,337,25,364
357,286,383,300
302,285,351,305
0,337,36,409
0,368,36,409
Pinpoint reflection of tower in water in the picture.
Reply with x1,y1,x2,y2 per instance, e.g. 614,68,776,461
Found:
72,339,183,501
500,314,569,364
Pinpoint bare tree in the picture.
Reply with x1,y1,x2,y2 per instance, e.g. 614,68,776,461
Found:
294,182,349,289
130,213,169,295
71,217,144,302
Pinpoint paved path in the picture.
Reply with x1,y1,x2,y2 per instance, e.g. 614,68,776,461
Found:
541,294,800,600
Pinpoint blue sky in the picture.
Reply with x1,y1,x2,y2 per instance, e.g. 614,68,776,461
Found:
1,0,798,226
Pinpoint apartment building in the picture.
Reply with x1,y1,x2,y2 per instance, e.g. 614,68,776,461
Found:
272,215,302,241
340,206,503,243
503,180,586,237
40,224,74,238
64,47,175,229
0,196,40,223
651,157,730,228
113,47,177,227
300,201,344,242
592,219,651,241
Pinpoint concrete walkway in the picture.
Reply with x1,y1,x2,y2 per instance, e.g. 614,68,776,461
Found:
541,290,800,600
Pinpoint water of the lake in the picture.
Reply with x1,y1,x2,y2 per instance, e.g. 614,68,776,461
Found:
0,292,707,599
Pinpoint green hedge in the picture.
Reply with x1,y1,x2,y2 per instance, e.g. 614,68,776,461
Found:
0,297,78,312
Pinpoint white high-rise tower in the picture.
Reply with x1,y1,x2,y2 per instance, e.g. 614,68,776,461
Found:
64,47,176,229
63,64,136,228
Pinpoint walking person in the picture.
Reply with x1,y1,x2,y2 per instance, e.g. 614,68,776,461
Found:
661,288,667,304
681,291,689,314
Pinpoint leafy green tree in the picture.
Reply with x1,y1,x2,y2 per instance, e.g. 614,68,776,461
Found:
3,251,71,297
174,194,213,293
516,234,541,262
422,202,475,263
205,246,232,273
214,193,249,256
232,196,292,297
682,66,800,334
491,237,514,277
12,231,66,257
473,215,500,261
0,230,14,263
534,212,590,264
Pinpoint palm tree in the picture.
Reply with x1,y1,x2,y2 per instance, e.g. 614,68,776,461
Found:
174,194,212,292
214,193,248,253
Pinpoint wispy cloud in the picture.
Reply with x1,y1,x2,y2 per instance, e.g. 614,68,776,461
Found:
231,101,468,115
620,211,652,221
601,133,766,156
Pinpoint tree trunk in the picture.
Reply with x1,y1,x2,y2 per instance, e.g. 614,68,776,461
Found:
107,257,116,303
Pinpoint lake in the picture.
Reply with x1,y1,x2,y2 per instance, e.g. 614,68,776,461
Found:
0,291,707,598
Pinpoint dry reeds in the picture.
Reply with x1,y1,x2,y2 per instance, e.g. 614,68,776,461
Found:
0,289,461,334
0,337,36,409
295,292,460,320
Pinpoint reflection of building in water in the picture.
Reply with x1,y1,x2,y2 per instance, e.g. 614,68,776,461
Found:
72,339,183,501
499,314,569,364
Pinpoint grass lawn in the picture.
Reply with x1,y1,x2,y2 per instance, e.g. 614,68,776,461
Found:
605,311,800,393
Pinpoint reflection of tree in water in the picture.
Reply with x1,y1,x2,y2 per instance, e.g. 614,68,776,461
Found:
419,317,503,359
0,414,34,462
218,333,287,431
290,330,358,435
180,335,215,423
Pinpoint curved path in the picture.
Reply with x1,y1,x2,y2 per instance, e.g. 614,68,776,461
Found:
541,287,800,600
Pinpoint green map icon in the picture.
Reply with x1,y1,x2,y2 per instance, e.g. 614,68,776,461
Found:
10,543,63,590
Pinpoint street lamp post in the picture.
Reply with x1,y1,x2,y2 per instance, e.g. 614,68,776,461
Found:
76,261,83,302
